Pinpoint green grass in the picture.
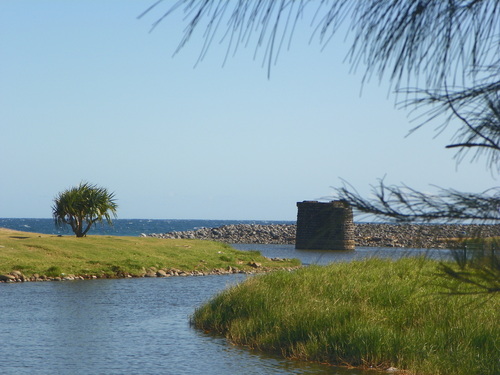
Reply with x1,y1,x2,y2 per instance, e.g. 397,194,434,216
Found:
0,228,300,278
192,257,499,375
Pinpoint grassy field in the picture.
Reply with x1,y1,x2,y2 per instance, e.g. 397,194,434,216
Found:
0,228,300,279
192,257,499,375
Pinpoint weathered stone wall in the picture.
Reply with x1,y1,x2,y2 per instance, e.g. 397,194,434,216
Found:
295,200,355,250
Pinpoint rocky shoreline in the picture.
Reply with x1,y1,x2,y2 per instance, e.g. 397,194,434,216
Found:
144,223,500,249
0,262,297,283
3,223,497,283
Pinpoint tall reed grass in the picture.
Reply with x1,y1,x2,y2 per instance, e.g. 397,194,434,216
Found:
192,257,499,375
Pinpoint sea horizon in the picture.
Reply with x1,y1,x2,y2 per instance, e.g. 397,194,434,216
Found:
0,218,296,237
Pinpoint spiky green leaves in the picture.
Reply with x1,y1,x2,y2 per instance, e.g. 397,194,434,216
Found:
52,182,118,237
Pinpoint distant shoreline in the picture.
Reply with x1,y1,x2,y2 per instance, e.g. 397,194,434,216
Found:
145,223,500,248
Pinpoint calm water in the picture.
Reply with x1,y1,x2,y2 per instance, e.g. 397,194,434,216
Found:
0,219,452,374
1,274,375,375
233,243,452,264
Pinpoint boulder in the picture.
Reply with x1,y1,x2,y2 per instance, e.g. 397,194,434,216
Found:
10,270,25,281
0,274,16,282
156,270,168,277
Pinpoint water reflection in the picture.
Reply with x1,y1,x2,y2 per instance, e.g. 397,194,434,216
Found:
0,275,371,374
233,244,453,265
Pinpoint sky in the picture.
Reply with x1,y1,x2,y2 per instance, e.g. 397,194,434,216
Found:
1,1,496,220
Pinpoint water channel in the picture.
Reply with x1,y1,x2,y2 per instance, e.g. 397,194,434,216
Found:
0,245,452,374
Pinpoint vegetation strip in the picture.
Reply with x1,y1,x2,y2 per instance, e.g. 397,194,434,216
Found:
0,228,300,282
192,258,499,375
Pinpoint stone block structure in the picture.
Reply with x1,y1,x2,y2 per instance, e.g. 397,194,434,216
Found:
295,200,355,250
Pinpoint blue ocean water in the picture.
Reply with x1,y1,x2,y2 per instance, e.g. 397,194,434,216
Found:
0,218,294,237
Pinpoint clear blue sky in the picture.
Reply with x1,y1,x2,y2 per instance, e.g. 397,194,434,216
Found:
1,1,495,220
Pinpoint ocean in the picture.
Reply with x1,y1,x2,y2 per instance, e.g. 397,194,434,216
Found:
0,218,294,237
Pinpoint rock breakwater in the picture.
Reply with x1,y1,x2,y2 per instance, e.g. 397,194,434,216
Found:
145,224,296,244
145,223,500,248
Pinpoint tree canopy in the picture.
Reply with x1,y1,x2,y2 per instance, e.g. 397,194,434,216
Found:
52,182,118,237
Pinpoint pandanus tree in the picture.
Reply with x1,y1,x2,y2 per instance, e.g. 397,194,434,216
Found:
52,182,118,237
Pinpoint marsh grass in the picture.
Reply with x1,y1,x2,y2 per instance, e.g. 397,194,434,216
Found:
0,228,300,278
192,257,499,375
441,237,500,295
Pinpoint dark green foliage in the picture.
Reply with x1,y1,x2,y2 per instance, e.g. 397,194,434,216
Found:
45,265,62,277
52,182,118,237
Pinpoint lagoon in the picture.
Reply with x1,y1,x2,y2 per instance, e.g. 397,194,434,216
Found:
0,245,452,374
